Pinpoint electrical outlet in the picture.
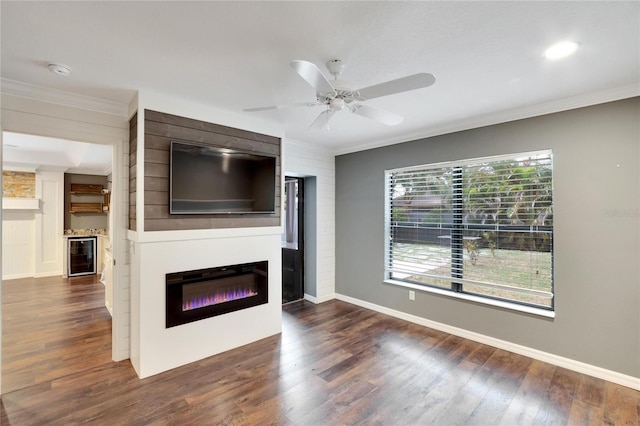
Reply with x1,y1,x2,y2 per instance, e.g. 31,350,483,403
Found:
409,290,415,301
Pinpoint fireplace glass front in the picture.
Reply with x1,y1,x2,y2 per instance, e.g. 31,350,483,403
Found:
166,261,268,328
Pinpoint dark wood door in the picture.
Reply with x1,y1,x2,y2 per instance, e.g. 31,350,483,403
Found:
282,177,304,303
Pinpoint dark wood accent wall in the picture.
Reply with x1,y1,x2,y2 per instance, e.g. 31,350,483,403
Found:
142,110,281,232
129,113,138,231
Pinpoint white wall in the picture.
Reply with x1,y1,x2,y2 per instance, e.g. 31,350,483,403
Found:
283,139,336,302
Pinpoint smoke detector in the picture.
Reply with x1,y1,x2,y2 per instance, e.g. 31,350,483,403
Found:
48,63,72,77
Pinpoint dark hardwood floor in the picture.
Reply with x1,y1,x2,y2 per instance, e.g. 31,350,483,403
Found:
1,277,639,425
1,275,112,394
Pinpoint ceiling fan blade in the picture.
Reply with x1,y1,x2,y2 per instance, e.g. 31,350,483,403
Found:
358,73,436,100
290,60,336,94
243,102,318,112
352,104,403,126
308,109,335,131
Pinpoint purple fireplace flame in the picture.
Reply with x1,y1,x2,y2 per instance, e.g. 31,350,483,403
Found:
183,286,258,311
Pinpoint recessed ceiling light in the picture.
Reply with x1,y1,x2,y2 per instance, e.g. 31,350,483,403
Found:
48,63,72,76
544,41,579,60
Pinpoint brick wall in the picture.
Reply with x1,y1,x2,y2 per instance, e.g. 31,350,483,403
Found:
2,171,36,198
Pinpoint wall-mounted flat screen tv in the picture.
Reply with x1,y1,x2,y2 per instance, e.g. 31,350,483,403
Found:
169,141,277,215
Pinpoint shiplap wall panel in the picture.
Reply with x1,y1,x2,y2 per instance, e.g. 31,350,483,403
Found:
128,113,137,231
143,176,167,192
118,137,132,361
144,109,278,144
142,110,281,232
143,216,280,232
283,140,336,302
144,148,167,164
145,122,280,156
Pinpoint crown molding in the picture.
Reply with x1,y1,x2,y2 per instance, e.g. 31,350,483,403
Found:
0,78,129,117
334,83,640,156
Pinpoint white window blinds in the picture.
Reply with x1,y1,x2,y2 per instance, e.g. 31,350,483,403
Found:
384,150,554,309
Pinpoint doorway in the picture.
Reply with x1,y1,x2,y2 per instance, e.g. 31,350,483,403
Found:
282,177,304,303
1,132,116,394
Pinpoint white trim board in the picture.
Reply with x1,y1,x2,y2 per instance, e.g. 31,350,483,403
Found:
2,198,39,210
1,273,33,281
335,293,640,391
1,79,129,117
304,292,336,304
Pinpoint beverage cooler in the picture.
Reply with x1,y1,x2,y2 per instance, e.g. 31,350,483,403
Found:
68,236,97,277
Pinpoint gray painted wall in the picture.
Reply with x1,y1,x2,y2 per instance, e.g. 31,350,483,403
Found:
335,97,639,377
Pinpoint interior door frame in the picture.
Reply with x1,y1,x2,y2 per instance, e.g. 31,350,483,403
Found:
282,176,305,302
0,98,129,394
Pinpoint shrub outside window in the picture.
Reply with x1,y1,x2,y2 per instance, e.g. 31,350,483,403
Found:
384,150,554,310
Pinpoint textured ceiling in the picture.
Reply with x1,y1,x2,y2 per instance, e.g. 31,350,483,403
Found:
1,1,639,158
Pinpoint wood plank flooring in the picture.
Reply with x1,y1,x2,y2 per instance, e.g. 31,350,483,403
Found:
1,275,112,394
2,278,639,425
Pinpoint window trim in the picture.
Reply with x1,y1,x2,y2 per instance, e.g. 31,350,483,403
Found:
384,149,554,313
383,277,556,318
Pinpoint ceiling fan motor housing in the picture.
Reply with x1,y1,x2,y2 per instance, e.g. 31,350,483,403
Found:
317,79,359,107
327,59,345,77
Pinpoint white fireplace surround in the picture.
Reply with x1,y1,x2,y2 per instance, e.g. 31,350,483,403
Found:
129,229,282,378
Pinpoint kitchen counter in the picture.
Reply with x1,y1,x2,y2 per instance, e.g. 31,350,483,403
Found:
64,228,107,236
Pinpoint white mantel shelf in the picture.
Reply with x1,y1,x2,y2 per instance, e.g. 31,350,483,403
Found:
2,198,40,210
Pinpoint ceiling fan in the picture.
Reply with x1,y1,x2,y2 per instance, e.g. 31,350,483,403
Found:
244,59,436,130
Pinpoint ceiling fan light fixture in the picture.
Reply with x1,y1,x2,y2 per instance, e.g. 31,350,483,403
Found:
48,63,72,77
329,98,346,110
544,41,579,60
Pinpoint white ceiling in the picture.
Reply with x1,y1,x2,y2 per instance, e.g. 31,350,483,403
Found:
1,1,639,159
3,132,112,175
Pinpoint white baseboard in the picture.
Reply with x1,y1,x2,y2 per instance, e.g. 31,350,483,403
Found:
2,273,34,280
303,293,319,303
3,271,62,280
34,270,62,278
304,292,336,304
335,293,640,391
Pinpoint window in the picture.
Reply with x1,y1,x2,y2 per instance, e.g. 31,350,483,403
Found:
384,150,553,310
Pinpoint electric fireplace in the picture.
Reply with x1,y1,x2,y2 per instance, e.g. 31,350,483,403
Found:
166,261,268,328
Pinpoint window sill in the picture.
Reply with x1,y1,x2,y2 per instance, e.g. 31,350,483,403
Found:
383,279,555,319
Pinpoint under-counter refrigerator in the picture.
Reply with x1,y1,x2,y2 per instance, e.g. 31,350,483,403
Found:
67,236,97,277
